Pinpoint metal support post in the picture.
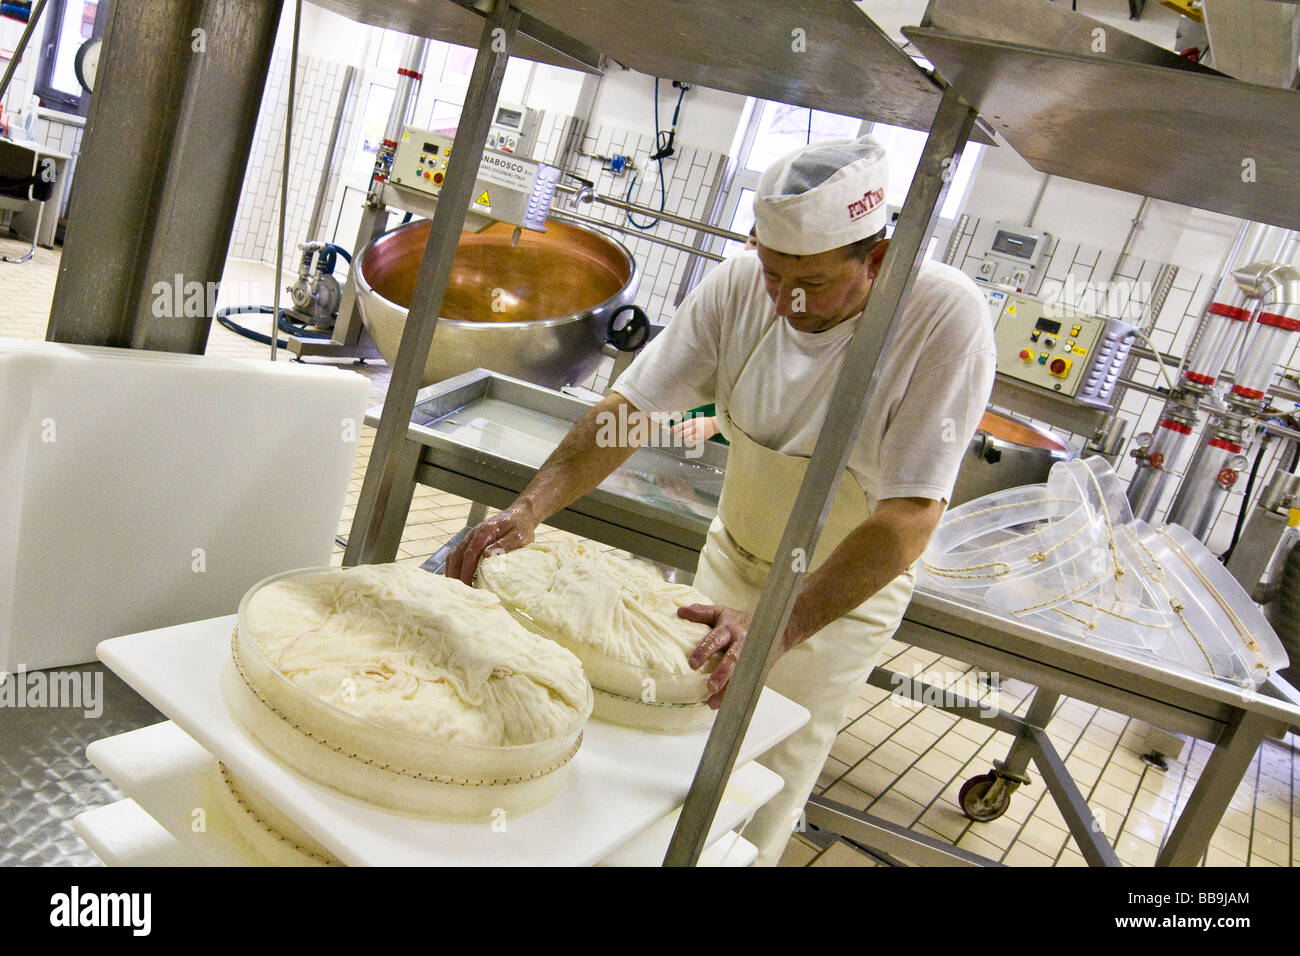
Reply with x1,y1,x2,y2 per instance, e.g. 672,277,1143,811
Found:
47,0,283,352
321,37,430,354
1157,709,1276,866
663,84,979,866
345,2,520,567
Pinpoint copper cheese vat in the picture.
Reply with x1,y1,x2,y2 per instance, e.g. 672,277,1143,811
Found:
355,218,642,388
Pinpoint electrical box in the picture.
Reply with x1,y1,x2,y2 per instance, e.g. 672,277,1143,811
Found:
486,102,539,154
993,292,1136,409
979,221,1049,289
389,125,560,231
984,285,1011,322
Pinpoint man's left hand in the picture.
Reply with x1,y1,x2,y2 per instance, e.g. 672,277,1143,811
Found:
680,603,784,709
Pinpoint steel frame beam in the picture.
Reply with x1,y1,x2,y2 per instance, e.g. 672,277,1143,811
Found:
663,84,980,866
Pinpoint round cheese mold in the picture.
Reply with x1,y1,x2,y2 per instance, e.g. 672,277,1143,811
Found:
477,542,718,733
222,564,593,819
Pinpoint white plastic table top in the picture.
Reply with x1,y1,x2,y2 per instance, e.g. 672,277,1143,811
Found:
97,615,809,867
82,721,773,867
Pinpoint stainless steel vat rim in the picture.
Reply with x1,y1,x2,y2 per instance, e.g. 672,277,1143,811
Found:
904,26,1300,232
354,218,641,332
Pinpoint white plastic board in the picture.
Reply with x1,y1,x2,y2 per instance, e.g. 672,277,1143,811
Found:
97,616,809,866
0,339,369,671
599,760,782,866
72,799,200,868
84,720,766,867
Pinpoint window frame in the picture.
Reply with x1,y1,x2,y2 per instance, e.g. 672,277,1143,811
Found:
33,0,107,117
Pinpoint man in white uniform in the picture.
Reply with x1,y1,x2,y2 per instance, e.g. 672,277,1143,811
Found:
448,136,996,865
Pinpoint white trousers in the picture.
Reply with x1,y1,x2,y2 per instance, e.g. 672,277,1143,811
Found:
692,517,915,867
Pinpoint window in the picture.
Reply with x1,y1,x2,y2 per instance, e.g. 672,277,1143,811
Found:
34,0,105,116
719,187,756,258
744,101,863,174
348,83,395,176
867,122,983,221
709,100,870,264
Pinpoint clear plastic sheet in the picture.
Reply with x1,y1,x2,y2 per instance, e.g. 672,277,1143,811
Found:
921,456,1289,689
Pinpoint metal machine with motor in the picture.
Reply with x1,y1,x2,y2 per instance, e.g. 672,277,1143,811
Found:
286,240,346,330
387,124,561,233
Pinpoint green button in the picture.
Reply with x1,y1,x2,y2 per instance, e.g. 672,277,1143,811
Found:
1037,355,1048,364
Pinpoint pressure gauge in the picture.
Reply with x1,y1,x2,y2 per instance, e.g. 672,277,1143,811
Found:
1229,454,1249,471
74,37,102,93
1134,432,1154,449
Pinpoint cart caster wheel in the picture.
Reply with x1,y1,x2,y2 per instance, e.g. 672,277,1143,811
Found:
959,772,1010,822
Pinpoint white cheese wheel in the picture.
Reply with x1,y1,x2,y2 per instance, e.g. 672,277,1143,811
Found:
223,564,593,818
477,541,718,732
211,764,340,867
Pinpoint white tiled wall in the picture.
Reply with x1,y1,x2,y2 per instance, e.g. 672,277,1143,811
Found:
950,214,1300,554
227,45,359,264
531,112,727,391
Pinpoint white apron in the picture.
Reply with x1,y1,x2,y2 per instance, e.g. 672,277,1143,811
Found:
693,319,915,867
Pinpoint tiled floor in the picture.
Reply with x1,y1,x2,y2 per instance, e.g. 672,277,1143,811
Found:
3,243,1297,867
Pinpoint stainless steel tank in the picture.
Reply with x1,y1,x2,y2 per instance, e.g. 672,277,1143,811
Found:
949,411,1076,506
355,218,641,389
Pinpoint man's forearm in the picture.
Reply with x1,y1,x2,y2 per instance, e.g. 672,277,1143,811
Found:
785,498,942,649
514,391,645,523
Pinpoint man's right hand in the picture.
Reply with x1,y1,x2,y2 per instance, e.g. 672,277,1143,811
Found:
444,391,648,585
445,503,538,585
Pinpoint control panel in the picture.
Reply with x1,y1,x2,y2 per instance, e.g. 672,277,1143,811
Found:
983,285,1011,323
993,292,1136,409
389,125,560,232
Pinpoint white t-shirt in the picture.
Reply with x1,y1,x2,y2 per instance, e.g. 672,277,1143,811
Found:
613,252,997,507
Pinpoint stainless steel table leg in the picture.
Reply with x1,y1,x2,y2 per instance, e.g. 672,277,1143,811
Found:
466,500,488,528
1156,708,1277,866
958,687,1058,825
1000,687,1060,780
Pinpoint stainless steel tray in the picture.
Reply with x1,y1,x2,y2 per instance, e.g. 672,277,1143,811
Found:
375,369,727,570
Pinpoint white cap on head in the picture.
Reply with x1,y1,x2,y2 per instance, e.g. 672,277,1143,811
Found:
752,136,889,256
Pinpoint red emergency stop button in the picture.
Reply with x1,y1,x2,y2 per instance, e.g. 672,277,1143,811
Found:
1019,349,1033,361
1049,357,1071,377
433,172,444,184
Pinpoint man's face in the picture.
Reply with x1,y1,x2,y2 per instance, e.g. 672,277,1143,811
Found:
756,242,879,333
